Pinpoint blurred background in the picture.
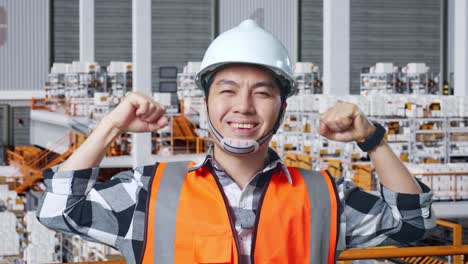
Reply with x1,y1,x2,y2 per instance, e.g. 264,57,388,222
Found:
0,0,467,263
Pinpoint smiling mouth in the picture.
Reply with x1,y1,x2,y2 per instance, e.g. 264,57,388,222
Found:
227,122,259,129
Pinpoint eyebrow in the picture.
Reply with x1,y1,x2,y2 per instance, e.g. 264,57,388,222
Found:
252,81,276,89
215,79,276,89
215,79,239,87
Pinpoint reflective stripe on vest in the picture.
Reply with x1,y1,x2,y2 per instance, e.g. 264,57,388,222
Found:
300,168,339,263
141,161,192,263
142,162,339,264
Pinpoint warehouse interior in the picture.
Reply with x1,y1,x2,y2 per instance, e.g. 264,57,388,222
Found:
0,0,468,263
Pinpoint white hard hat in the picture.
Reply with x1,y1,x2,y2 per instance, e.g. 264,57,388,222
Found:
195,19,297,98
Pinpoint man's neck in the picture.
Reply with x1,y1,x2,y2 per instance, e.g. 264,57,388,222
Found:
212,144,269,189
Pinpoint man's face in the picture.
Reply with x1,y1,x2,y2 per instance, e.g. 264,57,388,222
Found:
207,64,283,148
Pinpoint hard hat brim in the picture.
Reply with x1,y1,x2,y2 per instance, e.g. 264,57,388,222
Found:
195,62,298,98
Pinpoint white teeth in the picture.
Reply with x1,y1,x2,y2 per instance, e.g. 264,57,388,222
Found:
231,123,255,129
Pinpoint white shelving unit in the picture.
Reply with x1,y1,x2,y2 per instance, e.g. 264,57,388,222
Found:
360,63,439,95
448,117,468,163
361,72,397,95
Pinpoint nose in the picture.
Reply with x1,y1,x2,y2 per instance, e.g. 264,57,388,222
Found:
232,89,255,115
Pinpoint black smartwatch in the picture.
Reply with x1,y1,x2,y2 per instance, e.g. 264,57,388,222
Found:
357,121,386,152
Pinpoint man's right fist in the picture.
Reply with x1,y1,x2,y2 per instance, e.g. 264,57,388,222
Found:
103,92,168,133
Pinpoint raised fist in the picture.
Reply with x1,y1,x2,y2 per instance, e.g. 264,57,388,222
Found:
319,101,376,143
103,92,168,133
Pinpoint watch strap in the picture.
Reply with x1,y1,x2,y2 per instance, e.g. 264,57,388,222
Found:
357,121,386,152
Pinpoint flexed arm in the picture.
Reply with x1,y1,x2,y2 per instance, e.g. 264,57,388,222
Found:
320,102,435,249
59,92,168,171
319,101,421,194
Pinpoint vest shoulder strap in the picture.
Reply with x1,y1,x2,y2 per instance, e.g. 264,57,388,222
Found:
297,168,340,264
142,161,192,263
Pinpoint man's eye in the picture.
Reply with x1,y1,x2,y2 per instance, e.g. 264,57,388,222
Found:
255,91,270,96
220,90,234,94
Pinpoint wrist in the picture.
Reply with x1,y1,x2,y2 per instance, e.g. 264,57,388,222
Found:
356,121,386,152
357,123,377,143
95,117,122,146
368,137,385,153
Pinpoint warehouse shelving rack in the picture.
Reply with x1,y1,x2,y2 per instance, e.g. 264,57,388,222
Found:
360,72,397,95
273,111,355,178
368,117,412,162
448,117,468,163
412,117,449,164
368,117,468,165
294,72,323,94
273,111,320,170
360,64,440,95
402,72,431,94
273,112,468,197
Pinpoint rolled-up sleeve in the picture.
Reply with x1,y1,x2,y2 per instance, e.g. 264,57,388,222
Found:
36,164,139,247
340,179,436,249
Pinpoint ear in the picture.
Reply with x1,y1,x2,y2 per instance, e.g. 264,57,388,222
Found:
204,96,209,113
279,102,288,125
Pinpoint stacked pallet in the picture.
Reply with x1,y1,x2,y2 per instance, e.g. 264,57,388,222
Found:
407,163,468,200
0,184,23,211
352,164,373,191
283,152,312,170
23,211,58,264
0,212,20,256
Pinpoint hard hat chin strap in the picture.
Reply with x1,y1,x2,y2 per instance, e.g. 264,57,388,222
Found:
207,104,285,155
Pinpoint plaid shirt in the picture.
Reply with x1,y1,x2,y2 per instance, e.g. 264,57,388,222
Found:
37,148,435,264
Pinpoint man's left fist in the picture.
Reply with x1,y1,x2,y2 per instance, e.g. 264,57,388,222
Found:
319,101,376,142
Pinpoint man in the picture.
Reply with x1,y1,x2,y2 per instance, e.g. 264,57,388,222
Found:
37,20,435,264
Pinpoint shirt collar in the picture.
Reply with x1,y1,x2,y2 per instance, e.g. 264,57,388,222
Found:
188,146,292,184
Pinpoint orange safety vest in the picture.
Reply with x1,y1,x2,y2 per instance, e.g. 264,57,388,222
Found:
141,161,340,263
